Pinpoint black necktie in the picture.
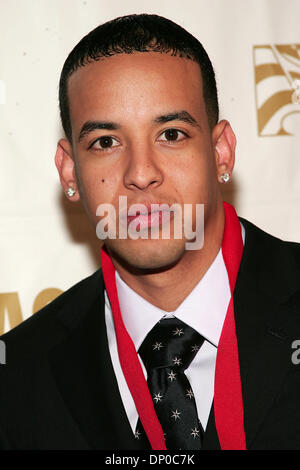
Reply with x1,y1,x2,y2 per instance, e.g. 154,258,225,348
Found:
135,317,204,450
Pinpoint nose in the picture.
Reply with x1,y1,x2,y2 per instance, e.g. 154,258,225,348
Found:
123,142,164,192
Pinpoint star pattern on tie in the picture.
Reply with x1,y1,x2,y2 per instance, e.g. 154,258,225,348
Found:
173,327,184,337
167,370,177,381
171,409,181,421
186,388,194,399
136,318,205,450
191,427,201,439
153,392,163,403
172,356,182,366
152,341,163,351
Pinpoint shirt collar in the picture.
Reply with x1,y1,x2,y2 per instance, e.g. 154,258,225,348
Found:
116,248,230,350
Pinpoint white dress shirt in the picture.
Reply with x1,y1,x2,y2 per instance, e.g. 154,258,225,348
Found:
104,224,245,434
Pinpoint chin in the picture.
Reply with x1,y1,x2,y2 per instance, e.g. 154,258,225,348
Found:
104,237,186,273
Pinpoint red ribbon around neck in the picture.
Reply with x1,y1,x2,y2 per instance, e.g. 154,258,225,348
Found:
101,201,246,450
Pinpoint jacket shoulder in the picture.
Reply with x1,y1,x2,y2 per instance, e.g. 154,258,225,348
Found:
240,217,300,300
240,217,300,258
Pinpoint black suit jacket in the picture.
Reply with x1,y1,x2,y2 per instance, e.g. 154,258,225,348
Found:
1,218,300,450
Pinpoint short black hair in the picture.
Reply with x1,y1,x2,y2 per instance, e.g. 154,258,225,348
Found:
59,13,219,143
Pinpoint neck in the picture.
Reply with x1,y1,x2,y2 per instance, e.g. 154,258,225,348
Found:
107,202,225,312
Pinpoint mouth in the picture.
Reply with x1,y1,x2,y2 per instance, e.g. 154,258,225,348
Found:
127,208,171,230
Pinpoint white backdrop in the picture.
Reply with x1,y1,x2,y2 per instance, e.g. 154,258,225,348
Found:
1,0,300,333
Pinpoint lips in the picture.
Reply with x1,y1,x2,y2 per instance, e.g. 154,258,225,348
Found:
115,200,174,232
127,208,169,229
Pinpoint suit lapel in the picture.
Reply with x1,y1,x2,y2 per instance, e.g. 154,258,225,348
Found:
47,271,143,450
202,402,220,449
234,218,300,448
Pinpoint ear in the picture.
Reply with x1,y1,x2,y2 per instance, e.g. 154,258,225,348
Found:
54,139,81,202
212,120,236,183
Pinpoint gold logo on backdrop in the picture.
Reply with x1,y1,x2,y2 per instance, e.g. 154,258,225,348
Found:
0,289,63,335
253,44,300,136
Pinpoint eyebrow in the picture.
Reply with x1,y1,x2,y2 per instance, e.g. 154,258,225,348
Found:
78,110,200,143
154,110,201,128
78,120,121,143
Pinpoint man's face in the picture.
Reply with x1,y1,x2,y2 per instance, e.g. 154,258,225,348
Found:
64,52,229,270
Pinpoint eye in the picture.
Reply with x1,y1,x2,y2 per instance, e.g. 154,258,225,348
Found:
89,135,120,150
158,128,188,143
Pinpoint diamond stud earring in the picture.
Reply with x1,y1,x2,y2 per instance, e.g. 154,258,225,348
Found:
66,187,76,197
221,173,230,183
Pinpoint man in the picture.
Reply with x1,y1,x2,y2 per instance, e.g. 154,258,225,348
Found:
1,13,300,450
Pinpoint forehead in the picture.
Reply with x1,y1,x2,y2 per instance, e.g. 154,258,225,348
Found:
68,52,206,127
